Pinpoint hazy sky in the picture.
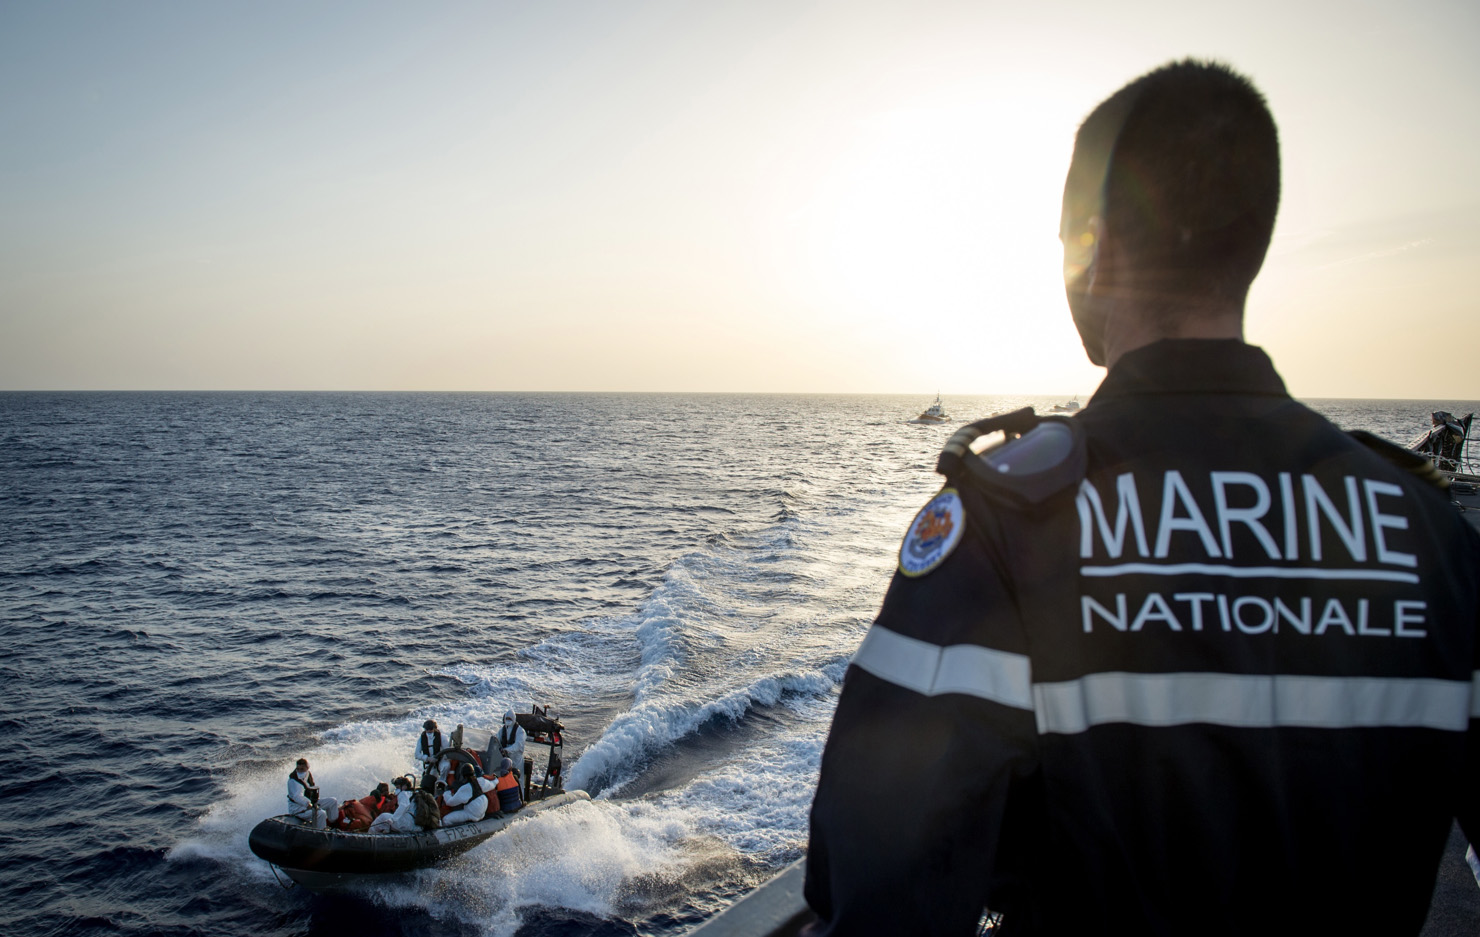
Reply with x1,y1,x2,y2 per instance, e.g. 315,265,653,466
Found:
2,0,1476,396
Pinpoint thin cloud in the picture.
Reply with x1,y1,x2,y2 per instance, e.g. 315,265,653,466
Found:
1316,237,1435,270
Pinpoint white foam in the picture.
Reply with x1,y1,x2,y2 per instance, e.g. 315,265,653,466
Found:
662,695,832,860
567,668,835,794
356,797,713,937
171,482,864,928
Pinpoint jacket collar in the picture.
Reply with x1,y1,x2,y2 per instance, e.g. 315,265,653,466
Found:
1089,339,1288,403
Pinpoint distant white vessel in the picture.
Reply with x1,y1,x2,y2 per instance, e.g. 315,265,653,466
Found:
1050,396,1081,413
912,394,950,424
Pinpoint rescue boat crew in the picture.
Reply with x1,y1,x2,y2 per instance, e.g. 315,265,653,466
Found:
441,764,491,826
497,710,526,777
286,758,328,829
414,719,444,788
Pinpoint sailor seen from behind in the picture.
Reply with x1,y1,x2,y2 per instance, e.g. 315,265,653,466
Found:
804,59,1480,937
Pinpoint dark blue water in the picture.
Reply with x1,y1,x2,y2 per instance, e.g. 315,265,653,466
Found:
1,391,1471,936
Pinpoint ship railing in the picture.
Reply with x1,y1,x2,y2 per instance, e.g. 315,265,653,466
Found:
686,861,1004,936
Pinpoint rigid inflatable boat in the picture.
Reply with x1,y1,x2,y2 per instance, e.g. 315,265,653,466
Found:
248,789,590,890
250,707,587,890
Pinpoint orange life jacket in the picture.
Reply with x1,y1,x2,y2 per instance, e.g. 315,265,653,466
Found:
338,798,373,832
358,793,390,817
494,772,523,813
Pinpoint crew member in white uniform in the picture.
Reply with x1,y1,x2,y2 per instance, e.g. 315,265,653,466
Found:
286,758,332,829
440,764,492,826
413,719,444,776
497,710,526,777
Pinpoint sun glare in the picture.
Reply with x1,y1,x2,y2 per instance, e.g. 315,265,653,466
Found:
774,89,1081,389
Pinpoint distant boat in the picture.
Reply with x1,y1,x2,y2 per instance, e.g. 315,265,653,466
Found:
912,394,950,424
1408,410,1474,475
1050,396,1081,413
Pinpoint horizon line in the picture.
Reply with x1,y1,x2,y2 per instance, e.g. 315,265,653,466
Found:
1,388,1477,403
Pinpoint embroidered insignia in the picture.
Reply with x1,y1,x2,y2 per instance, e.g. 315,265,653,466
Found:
898,488,966,578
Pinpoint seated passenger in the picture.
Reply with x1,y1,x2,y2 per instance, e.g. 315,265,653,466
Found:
286,758,328,829
441,764,491,827
433,780,455,819
335,794,374,832
369,777,419,834
494,757,524,814
358,782,394,819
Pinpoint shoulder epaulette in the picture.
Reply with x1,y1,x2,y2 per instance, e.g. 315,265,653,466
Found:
936,407,1087,504
1347,429,1449,490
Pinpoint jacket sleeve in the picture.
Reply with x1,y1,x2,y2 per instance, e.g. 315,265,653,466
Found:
287,779,309,809
1446,517,1480,851
1460,533,1480,849
444,783,471,808
805,493,1041,936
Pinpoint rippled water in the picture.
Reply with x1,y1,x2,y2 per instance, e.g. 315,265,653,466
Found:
1,390,1472,936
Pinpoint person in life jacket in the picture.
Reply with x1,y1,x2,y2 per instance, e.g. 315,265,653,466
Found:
369,776,419,834
357,782,394,819
334,795,374,832
414,719,444,787
441,763,492,826
286,758,330,829
494,757,524,814
497,710,526,778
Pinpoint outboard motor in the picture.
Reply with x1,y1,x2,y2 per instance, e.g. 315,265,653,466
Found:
543,749,563,795
1413,410,1475,472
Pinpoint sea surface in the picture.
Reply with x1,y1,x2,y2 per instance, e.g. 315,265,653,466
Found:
2,391,1473,937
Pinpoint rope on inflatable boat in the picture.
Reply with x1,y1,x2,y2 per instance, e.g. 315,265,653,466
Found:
266,861,298,891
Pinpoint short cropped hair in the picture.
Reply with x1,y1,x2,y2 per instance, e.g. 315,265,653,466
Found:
1071,60,1280,302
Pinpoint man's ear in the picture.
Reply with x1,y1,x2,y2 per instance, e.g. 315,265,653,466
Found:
1067,217,1108,367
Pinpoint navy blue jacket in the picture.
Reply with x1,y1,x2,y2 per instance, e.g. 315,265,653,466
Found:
805,340,1480,936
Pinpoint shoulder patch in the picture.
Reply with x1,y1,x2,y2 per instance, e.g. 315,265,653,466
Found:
940,414,1087,506
899,488,966,577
